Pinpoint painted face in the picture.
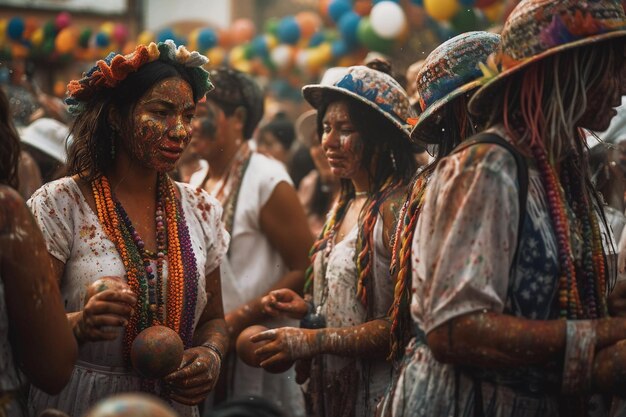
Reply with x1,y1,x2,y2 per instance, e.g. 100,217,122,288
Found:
193,99,231,161
127,77,195,172
320,101,364,179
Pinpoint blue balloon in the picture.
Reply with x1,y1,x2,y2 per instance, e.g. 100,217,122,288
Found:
277,16,300,44
95,32,110,48
459,0,475,6
251,35,269,57
338,11,360,46
309,31,325,47
328,0,352,23
331,39,351,58
157,28,176,43
7,17,25,41
197,28,217,50
0,67,9,85
410,0,424,5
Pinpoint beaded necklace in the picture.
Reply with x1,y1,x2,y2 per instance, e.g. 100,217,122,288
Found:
92,173,199,361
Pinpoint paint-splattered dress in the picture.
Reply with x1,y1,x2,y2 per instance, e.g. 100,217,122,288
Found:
387,129,615,417
27,177,229,417
306,212,394,417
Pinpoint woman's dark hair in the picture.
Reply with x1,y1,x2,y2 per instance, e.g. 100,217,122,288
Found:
288,144,315,189
315,91,416,195
259,113,296,150
67,60,202,181
0,88,21,188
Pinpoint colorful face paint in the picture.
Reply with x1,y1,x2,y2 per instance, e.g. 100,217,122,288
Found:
321,101,365,179
127,77,195,172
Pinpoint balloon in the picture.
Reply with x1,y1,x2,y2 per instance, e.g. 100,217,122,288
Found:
53,80,66,97
328,0,352,23
43,21,56,39
55,27,78,54
451,7,479,33
217,28,233,47
55,12,71,30
482,2,504,22
295,49,310,72
231,18,255,44
7,18,25,41
277,16,300,45
137,30,153,45
207,47,225,67
100,21,115,36
370,1,407,39
198,28,218,50
460,0,475,6
374,0,399,3
11,43,28,59
353,0,373,16
31,28,45,47
270,44,294,70
331,39,350,58
42,38,55,54
476,0,498,8
338,11,361,45
112,23,128,45
95,32,110,48
309,31,325,47
157,28,175,43
357,17,394,53
424,0,460,22
411,0,424,5
264,17,280,36
295,11,322,39
229,45,246,63
23,17,38,40
319,0,332,17
407,4,427,28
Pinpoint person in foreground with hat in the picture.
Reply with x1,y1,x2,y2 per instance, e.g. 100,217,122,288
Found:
408,0,626,415
255,61,417,417
376,31,501,417
27,41,230,416
189,67,312,412
0,87,77,417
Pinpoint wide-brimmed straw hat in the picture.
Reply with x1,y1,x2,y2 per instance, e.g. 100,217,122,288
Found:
469,0,626,116
302,65,415,139
21,117,70,163
410,31,500,144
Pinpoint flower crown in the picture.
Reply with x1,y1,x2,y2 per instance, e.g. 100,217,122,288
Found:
66,40,213,114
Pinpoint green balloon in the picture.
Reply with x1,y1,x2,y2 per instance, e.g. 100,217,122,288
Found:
264,18,279,36
79,28,92,49
451,8,479,34
43,21,56,39
357,17,394,53
42,38,55,55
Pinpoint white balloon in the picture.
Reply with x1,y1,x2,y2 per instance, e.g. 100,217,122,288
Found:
295,50,310,72
370,1,407,39
270,45,293,70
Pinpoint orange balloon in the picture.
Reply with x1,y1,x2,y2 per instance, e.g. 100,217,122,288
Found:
218,28,233,48
55,27,78,55
24,17,38,40
53,80,66,98
231,18,255,44
354,0,373,16
319,0,332,17
295,11,322,39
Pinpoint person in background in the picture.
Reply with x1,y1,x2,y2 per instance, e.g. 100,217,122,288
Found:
19,117,69,185
27,41,229,416
256,113,296,166
0,88,77,416
190,67,312,413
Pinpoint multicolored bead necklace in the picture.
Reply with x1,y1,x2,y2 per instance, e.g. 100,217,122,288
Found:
92,173,199,361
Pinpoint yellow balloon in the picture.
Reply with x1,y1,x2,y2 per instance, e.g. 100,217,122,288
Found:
0,20,7,44
266,34,278,50
318,43,332,63
31,27,45,47
230,45,246,63
187,28,199,52
483,2,505,22
137,30,154,46
424,0,459,22
232,59,251,73
207,47,225,67
100,21,115,36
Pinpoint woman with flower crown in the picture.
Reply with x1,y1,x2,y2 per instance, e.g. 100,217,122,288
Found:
255,62,417,417
403,0,626,416
27,41,229,417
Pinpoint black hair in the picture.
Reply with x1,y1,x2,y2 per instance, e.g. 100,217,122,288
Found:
67,60,201,181
288,144,315,189
0,88,21,188
259,114,296,150
315,90,416,195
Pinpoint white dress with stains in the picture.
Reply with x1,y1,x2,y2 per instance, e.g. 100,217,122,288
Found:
307,213,394,417
26,177,229,417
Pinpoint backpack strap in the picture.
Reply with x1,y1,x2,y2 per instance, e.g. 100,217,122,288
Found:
451,132,528,417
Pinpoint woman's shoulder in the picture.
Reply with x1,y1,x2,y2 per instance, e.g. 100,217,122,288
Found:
0,186,25,232
249,152,291,180
176,181,223,219
28,177,81,208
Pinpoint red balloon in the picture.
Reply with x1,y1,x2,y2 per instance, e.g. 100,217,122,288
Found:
476,0,499,8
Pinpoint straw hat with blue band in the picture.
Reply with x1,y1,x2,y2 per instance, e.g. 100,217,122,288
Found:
410,31,501,145
468,0,626,116
302,65,416,141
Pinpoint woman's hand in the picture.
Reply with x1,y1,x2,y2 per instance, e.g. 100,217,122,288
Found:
261,289,308,320
164,346,221,405
76,289,136,343
251,327,319,368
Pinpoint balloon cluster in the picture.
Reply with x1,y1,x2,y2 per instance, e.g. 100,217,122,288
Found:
0,12,131,61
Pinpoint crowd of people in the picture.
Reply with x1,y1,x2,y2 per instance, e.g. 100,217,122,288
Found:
3,0,626,416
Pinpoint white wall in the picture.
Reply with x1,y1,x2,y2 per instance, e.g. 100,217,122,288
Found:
143,0,231,30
